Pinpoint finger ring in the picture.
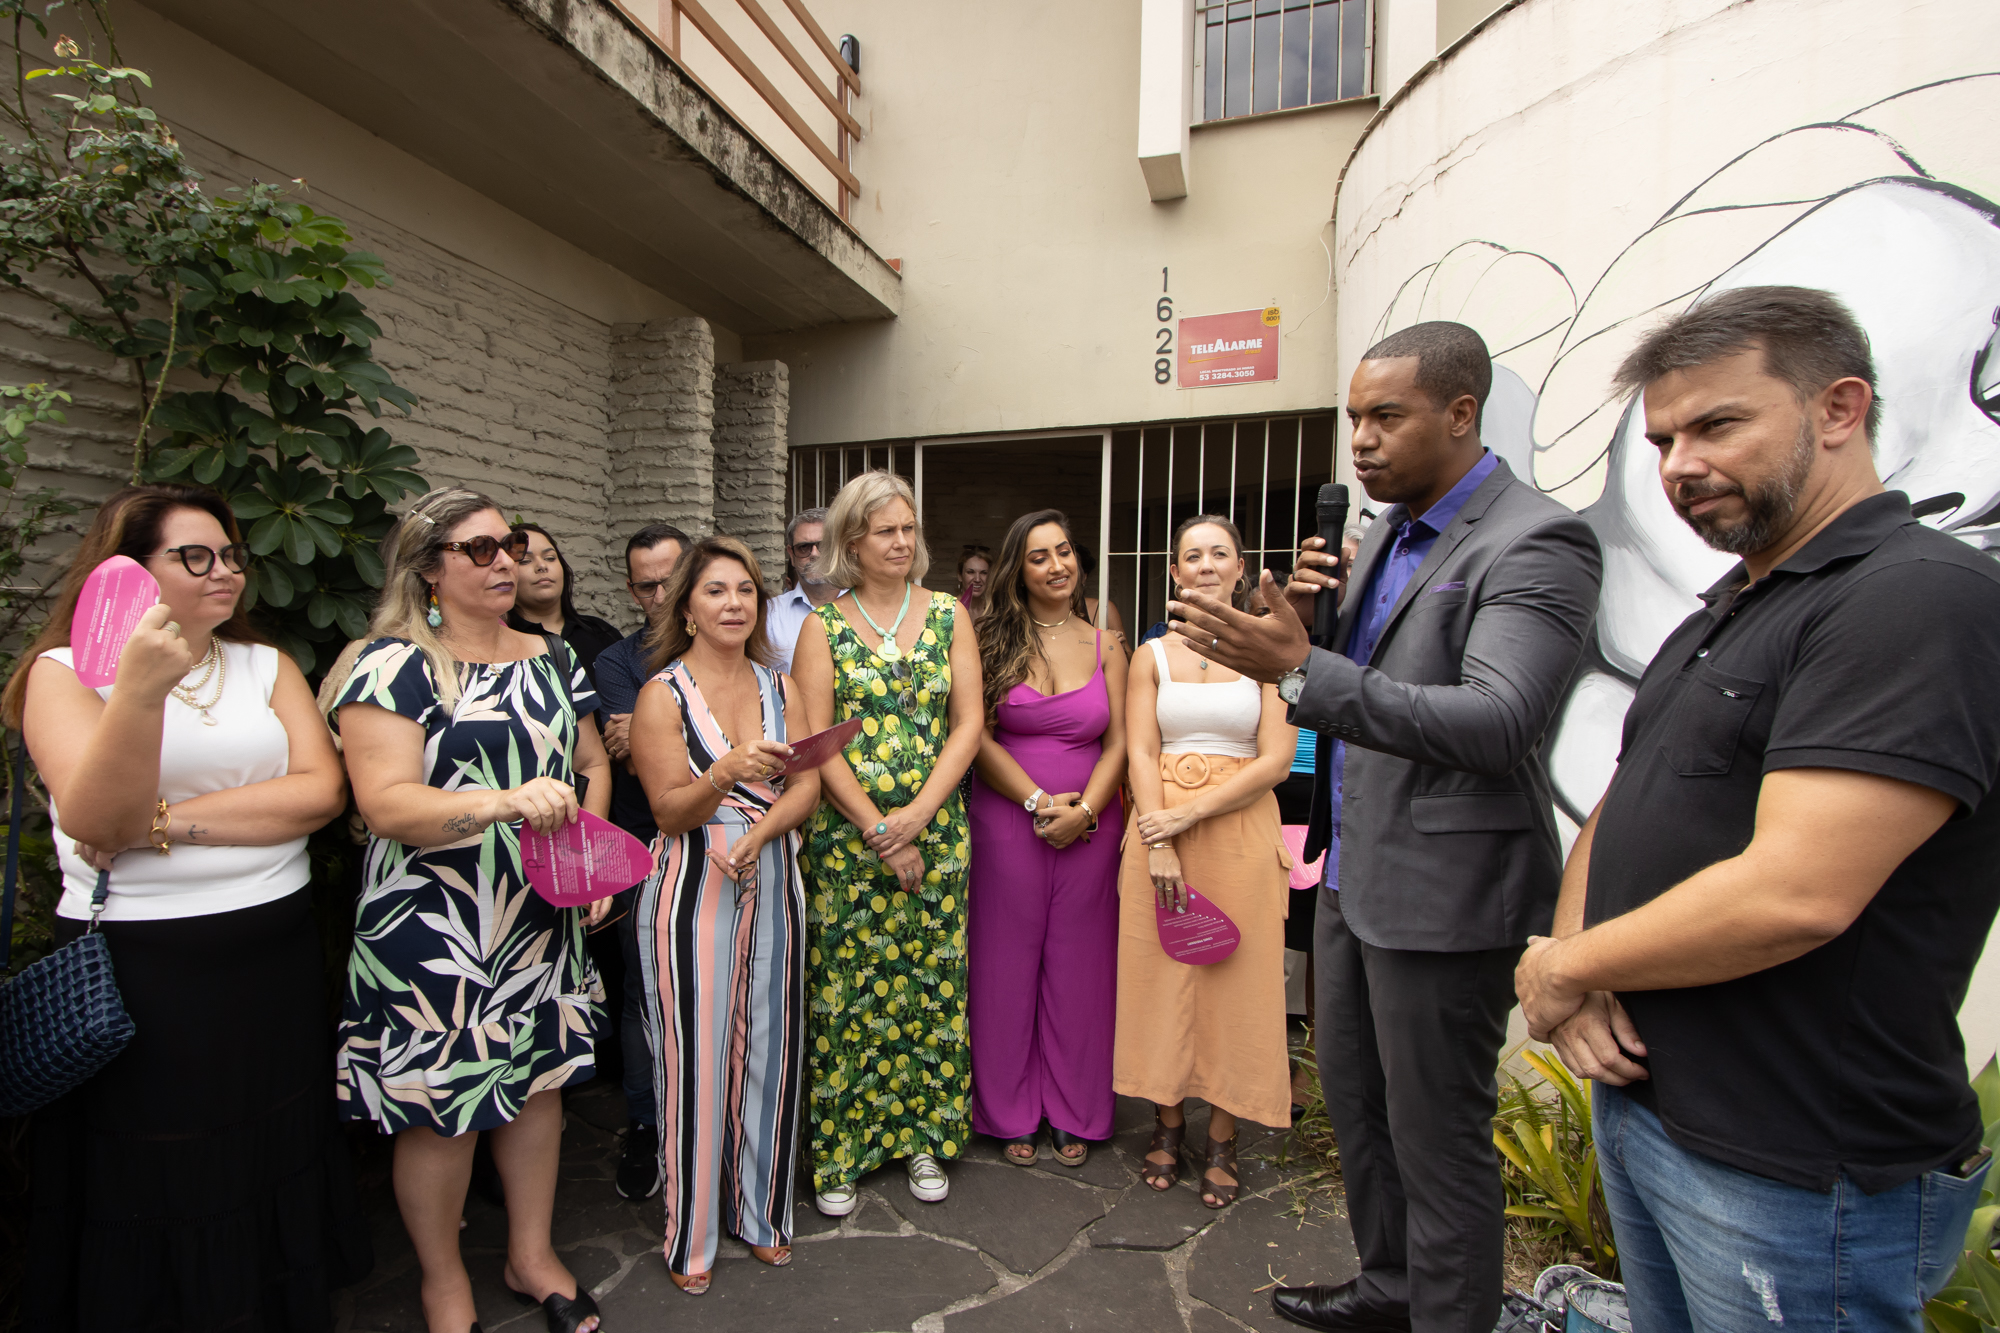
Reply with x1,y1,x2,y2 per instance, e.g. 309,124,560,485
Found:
875,821,887,835
1211,635,1219,649
163,620,180,636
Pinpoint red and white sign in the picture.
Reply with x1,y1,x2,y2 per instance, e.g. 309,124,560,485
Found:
1179,306,1280,388
520,810,655,907
73,556,162,687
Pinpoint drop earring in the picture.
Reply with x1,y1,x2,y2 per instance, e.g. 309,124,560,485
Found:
425,584,442,629
685,619,697,635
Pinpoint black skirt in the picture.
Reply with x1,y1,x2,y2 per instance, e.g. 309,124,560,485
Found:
27,886,371,1332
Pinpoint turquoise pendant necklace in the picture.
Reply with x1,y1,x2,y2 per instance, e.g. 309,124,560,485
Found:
851,582,914,662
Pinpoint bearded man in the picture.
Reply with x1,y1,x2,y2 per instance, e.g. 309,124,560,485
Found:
1515,286,2000,1331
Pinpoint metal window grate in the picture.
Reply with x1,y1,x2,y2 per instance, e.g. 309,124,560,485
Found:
1196,0,1370,122
788,442,917,515
1106,413,1338,636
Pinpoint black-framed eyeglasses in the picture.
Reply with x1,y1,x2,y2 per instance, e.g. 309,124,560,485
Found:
154,543,252,576
441,532,531,566
790,539,822,556
627,579,671,599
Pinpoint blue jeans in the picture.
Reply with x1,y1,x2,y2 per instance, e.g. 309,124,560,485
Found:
618,895,655,1126
1594,1082,1987,1333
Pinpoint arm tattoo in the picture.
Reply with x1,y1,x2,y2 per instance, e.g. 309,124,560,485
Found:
185,825,206,843
444,813,478,836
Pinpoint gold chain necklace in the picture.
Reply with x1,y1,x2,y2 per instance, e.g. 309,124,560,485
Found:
1031,613,1070,629
169,637,227,725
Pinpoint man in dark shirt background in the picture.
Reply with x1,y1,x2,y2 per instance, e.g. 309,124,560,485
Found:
1516,286,2000,1330
591,521,688,1200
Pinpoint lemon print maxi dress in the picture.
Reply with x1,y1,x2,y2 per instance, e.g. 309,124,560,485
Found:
804,590,972,1192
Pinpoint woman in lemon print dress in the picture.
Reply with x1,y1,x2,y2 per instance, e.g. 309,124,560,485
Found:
791,470,984,1218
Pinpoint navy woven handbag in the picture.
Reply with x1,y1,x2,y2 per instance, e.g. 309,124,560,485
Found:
0,738,134,1117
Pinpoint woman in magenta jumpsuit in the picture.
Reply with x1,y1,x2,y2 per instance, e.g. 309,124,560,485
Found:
968,509,1129,1167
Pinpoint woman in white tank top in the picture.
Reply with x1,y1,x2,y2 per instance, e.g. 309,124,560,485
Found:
6,484,359,1330
1115,516,1298,1210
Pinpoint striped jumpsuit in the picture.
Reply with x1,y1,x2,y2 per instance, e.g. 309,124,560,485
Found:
635,660,806,1273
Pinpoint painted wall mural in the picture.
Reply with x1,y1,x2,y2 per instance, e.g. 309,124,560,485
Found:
1362,73,2000,830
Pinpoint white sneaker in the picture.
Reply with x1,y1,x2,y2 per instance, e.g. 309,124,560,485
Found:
906,1153,949,1202
814,1183,858,1217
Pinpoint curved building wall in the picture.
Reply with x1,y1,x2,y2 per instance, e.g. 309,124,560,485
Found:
1333,0,2000,1063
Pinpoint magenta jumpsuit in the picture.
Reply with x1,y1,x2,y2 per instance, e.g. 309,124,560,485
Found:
967,634,1122,1141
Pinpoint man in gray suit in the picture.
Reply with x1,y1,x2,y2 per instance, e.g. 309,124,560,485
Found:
1171,323,1603,1333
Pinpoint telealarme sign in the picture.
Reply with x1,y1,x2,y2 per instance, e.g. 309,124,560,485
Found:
1179,306,1280,388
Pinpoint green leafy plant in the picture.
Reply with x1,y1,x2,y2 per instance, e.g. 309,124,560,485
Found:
1495,1046,1618,1278
1924,1056,2000,1333
0,2,424,672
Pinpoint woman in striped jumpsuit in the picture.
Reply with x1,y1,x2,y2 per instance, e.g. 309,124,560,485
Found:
629,535,818,1295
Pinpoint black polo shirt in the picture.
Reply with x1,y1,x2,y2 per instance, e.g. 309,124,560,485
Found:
1586,491,2000,1193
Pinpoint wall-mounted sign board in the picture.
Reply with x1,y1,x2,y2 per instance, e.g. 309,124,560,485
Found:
1178,306,1280,388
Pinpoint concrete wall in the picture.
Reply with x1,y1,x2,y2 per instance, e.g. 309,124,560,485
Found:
746,0,1373,446
1334,0,2000,1064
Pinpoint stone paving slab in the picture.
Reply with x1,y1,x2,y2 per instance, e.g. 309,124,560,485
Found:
877,1159,1107,1273
943,1248,1182,1333
597,1235,995,1332
1188,1190,1360,1333
333,1080,1359,1333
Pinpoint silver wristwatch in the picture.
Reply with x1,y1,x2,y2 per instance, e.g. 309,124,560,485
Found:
1277,660,1310,706
1024,787,1046,814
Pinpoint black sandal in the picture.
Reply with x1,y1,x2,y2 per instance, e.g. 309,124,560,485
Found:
1050,1128,1089,1168
1201,1133,1239,1209
1002,1134,1038,1166
510,1282,602,1332
1141,1115,1184,1190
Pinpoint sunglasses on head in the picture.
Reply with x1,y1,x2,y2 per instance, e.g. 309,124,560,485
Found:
441,532,532,566
154,543,252,576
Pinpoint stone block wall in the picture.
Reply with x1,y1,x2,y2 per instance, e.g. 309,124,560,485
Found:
712,360,790,586
0,130,794,639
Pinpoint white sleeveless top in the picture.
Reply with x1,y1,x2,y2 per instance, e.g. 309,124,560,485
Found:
1149,638,1262,759
46,642,310,921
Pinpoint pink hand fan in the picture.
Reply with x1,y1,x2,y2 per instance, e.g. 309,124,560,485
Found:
520,810,655,907
71,555,162,687
1156,886,1242,965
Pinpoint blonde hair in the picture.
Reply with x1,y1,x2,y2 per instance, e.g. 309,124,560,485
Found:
814,470,928,588
644,534,776,674
368,486,504,709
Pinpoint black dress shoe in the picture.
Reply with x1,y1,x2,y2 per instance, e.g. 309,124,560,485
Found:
1272,1279,1412,1332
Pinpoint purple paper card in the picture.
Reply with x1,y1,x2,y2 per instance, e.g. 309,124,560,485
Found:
782,717,866,775
1156,886,1242,965
72,555,162,687
521,809,656,907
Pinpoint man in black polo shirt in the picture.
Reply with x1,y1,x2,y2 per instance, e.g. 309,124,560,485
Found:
1516,285,2000,1331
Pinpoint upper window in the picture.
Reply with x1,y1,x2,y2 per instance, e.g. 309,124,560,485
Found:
1197,0,1371,122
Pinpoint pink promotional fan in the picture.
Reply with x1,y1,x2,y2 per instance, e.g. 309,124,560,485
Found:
520,810,655,907
781,718,866,775
1156,886,1242,965
71,555,162,687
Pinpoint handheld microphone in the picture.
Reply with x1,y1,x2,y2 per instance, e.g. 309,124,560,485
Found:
1312,483,1349,644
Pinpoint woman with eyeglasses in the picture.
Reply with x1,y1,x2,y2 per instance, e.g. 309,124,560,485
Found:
626,534,816,1295
334,488,612,1333
6,483,365,1330
507,522,623,684
790,470,984,1217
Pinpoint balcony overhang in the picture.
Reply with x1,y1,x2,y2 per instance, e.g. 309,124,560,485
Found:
141,0,901,333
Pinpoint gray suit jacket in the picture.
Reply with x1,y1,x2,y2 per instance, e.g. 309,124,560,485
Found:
1295,457,1602,952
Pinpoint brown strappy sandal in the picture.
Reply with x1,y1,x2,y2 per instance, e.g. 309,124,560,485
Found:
1141,1114,1185,1190
1200,1133,1239,1209
669,1270,711,1296
749,1244,792,1267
